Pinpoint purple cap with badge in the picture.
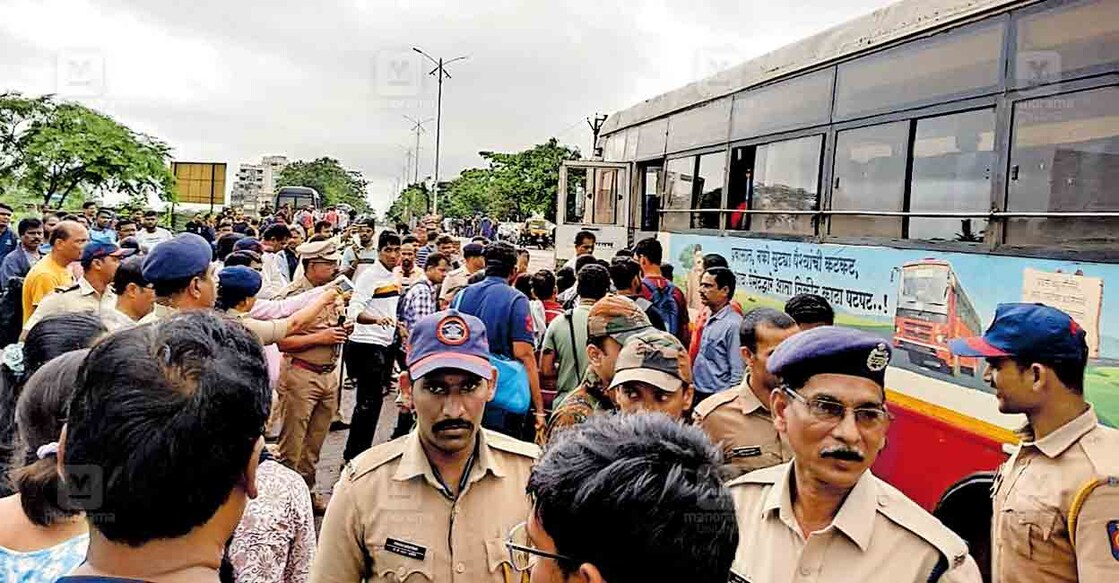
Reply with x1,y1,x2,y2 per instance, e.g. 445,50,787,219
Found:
407,310,493,380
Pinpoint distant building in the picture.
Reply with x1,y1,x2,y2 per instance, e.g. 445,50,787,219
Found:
231,155,288,213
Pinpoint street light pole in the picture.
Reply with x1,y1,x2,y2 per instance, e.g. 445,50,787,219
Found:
413,47,467,216
403,115,432,185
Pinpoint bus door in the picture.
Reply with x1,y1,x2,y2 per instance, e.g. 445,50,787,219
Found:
556,161,629,266
630,161,662,245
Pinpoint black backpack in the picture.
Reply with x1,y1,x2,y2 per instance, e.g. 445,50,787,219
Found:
0,277,24,346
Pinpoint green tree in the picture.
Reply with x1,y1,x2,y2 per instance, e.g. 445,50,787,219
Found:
276,157,370,212
385,182,431,225
0,92,174,208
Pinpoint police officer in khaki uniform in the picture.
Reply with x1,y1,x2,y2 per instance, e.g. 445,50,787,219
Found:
274,238,349,508
728,326,981,583
950,303,1119,583
21,240,133,335
137,233,218,324
216,265,339,345
696,307,798,480
313,310,538,582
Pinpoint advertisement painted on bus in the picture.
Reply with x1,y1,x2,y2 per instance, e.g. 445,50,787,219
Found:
664,233,1116,509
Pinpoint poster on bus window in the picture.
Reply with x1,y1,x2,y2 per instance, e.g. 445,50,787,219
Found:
667,234,1119,427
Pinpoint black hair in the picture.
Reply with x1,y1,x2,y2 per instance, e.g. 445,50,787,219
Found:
609,258,642,292
378,230,402,251
116,218,136,229
555,266,576,296
143,210,158,218
467,270,486,285
574,254,598,274
702,253,729,270
82,201,97,210
531,270,556,300
215,233,245,262
705,267,736,297
0,202,13,212
224,250,262,268
402,234,417,246
314,220,332,233
613,248,634,258
633,237,663,265
661,263,675,280
576,264,611,301
784,293,835,326
426,228,439,238
1009,351,1088,394
574,230,596,247
425,251,449,270
112,256,149,296
436,234,455,246
64,312,270,546
261,223,291,242
527,413,738,583
23,312,106,379
484,241,517,278
13,350,88,527
17,217,42,236
514,273,534,299
739,307,797,353
463,244,484,259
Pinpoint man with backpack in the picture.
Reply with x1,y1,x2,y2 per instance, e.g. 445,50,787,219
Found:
609,257,666,331
634,237,690,345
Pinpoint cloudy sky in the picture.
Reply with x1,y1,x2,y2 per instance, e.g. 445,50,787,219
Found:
1,0,895,213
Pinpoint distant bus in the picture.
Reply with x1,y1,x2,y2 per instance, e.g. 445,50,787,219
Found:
275,186,321,211
894,259,983,377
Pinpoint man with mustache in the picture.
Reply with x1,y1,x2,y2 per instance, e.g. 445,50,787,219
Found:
313,310,539,582
726,326,981,582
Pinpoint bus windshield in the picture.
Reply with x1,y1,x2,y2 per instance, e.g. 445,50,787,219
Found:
899,265,950,312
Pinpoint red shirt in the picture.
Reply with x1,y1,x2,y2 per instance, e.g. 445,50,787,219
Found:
541,299,564,325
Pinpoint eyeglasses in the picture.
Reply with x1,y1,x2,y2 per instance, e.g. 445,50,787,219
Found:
783,388,892,430
504,521,575,572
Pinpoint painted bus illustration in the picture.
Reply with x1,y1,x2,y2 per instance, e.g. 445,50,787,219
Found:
893,259,983,377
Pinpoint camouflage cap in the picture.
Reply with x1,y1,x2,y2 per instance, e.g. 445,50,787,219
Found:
587,295,652,341
608,328,692,392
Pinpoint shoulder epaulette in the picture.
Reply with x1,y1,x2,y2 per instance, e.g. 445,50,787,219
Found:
873,475,970,572
726,462,786,488
343,435,409,481
695,389,739,419
1078,424,1119,475
483,428,541,459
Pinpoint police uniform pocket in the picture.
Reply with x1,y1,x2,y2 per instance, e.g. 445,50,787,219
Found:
372,542,435,582
1003,508,1059,560
485,537,516,575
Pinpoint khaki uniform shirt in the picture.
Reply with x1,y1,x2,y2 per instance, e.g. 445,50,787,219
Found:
277,277,340,366
137,302,179,325
230,308,290,345
694,373,793,480
992,406,1119,583
311,429,539,582
728,462,981,583
440,267,471,302
23,277,116,333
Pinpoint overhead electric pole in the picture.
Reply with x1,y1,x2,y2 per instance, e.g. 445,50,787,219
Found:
588,113,608,158
403,115,432,185
413,47,468,215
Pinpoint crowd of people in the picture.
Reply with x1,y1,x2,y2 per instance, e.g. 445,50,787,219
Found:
0,199,1115,582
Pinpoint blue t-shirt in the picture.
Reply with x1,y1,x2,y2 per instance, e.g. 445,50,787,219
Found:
454,276,534,358
0,227,17,266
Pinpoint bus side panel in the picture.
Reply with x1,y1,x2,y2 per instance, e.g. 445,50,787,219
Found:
872,400,1008,511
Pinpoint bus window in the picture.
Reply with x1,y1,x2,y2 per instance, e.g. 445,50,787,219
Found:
1006,85,1119,246
666,99,732,154
730,69,833,140
1014,0,1119,87
752,135,822,235
830,121,909,238
692,151,725,229
662,156,694,232
592,168,619,225
640,164,662,232
834,20,1003,120
565,166,589,224
909,109,995,242
725,147,755,230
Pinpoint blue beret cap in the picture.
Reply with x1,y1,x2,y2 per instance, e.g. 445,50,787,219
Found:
142,233,213,282
218,265,262,298
767,325,892,388
233,237,264,254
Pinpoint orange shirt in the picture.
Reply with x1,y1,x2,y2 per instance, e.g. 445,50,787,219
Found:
21,254,75,324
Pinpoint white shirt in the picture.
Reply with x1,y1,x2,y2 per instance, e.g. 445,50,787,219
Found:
134,227,173,252
347,260,399,346
258,250,291,300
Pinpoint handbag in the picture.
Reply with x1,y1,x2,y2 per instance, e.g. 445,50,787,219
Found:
452,289,531,414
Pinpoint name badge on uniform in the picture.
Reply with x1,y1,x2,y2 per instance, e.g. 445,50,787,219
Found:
385,538,427,561
728,570,750,583
1108,521,1119,561
729,446,762,459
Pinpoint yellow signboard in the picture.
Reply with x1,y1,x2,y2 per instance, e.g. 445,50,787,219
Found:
172,162,227,205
